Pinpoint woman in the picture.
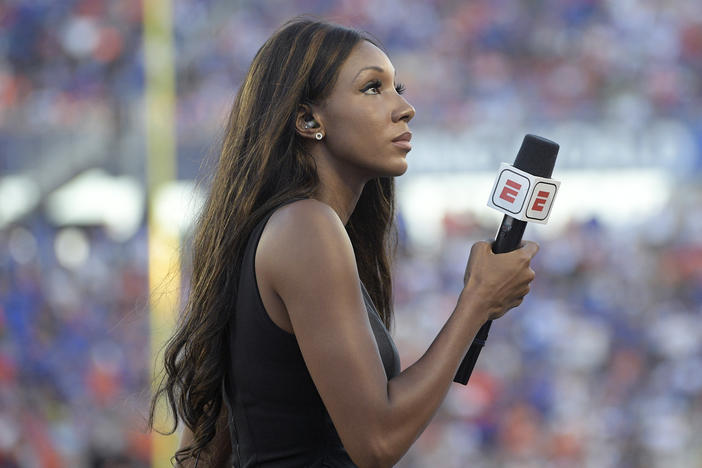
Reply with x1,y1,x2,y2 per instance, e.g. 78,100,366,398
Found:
149,18,538,468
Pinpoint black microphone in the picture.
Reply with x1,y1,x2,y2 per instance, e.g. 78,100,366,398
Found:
453,134,559,385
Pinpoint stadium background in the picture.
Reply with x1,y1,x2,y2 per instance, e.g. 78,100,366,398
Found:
2,0,702,466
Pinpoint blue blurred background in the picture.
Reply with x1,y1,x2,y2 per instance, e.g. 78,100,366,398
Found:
2,0,702,466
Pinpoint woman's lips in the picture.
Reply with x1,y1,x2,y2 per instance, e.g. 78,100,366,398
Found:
392,131,412,151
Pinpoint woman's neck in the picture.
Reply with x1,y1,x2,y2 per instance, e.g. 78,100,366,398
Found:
309,148,369,226
312,177,364,226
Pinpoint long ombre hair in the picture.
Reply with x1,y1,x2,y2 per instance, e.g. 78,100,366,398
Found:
148,18,398,464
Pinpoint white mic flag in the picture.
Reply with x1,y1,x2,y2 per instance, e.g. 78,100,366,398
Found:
487,163,560,224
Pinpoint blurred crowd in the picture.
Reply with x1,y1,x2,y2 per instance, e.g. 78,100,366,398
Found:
2,0,701,175
0,0,143,178
170,0,702,138
392,194,702,468
1,221,151,466
2,0,702,466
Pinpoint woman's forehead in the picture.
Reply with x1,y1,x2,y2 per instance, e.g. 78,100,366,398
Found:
340,41,395,82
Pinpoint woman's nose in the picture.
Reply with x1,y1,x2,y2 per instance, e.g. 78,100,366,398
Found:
393,96,415,123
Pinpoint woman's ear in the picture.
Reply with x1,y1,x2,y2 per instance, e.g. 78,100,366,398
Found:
295,105,324,141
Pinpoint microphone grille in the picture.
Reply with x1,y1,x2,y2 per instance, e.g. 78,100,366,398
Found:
513,134,559,178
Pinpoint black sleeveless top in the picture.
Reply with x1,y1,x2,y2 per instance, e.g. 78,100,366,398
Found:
226,198,401,467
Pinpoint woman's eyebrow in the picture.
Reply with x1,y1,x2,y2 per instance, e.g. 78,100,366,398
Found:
354,65,383,79
353,66,396,82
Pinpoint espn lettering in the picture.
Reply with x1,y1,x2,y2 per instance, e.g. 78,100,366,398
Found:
491,169,530,214
532,191,549,211
487,162,561,224
499,179,522,203
526,182,557,221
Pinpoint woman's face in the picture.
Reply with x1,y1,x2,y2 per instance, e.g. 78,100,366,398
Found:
316,40,415,179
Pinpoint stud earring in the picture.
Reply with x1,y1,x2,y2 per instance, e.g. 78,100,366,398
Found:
315,132,324,140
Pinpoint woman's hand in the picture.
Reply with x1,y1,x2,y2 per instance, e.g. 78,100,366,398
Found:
460,240,539,322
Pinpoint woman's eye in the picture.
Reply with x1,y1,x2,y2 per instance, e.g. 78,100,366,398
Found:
362,80,407,95
362,80,382,95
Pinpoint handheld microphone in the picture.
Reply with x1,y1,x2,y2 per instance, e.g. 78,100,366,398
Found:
453,134,560,385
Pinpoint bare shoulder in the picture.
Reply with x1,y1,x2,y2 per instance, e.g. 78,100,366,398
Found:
257,198,358,300
262,198,351,255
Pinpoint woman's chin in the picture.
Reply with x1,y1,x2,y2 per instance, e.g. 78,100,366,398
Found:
391,158,409,176
364,158,409,179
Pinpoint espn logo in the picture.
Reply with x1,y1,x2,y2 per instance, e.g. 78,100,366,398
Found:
488,164,560,224
492,169,530,214
526,182,558,221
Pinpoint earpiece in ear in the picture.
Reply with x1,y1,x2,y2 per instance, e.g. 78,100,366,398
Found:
304,119,319,129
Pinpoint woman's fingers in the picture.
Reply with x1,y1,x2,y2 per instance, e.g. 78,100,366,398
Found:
462,238,541,321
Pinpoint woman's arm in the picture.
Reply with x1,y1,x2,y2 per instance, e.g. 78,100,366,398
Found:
258,199,537,468
176,404,232,467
